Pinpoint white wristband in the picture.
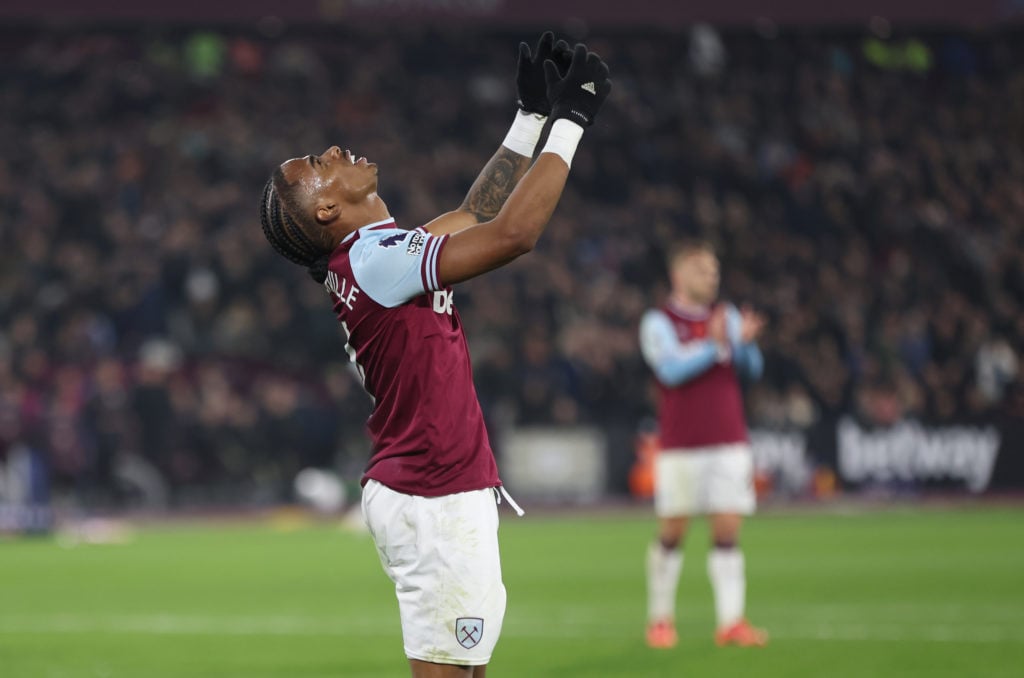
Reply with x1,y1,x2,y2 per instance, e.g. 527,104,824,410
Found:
540,118,585,168
501,110,547,158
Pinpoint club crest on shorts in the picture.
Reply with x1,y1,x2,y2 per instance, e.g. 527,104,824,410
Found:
455,617,484,649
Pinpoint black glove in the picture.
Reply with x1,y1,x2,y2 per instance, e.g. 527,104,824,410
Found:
516,32,574,116
543,44,612,127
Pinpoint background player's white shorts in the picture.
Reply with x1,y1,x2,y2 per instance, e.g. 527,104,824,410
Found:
654,443,756,517
362,480,506,666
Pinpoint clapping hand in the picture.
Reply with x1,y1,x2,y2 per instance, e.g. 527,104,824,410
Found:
516,31,573,117
739,304,766,344
543,43,612,127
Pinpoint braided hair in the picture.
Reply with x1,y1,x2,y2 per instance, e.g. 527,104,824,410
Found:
259,169,332,283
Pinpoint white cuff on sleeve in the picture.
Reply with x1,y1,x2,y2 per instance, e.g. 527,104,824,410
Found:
501,110,547,157
540,118,584,168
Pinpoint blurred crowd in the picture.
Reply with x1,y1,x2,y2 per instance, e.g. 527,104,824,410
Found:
1,23,1022,507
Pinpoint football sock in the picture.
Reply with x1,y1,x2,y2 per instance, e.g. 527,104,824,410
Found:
647,542,683,622
708,547,746,629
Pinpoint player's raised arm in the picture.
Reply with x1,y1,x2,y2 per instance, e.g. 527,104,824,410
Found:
422,32,573,237
435,44,611,285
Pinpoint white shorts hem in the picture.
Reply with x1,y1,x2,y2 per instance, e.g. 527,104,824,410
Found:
405,650,491,667
655,504,755,518
654,444,756,517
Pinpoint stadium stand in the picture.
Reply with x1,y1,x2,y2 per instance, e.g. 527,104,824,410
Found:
1,25,1021,507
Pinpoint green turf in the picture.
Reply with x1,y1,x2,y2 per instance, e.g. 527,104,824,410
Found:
1,506,1023,677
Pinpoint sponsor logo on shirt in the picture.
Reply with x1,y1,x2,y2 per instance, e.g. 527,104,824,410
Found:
433,289,453,315
406,232,425,256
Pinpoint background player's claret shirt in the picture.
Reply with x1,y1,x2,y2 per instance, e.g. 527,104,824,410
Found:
324,219,499,496
640,302,751,450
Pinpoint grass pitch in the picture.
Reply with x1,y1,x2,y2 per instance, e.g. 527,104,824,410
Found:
1,504,1022,677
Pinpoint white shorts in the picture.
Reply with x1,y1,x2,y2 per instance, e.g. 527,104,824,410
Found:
654,443,756,517
361,480,506,666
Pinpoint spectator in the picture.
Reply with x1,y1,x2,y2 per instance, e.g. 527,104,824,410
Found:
1,25,1022,506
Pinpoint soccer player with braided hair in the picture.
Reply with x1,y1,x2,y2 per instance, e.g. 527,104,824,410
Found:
260,33,610,677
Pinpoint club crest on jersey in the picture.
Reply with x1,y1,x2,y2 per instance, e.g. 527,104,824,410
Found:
377,232,405,248
455,617,483,649
406,231,425,256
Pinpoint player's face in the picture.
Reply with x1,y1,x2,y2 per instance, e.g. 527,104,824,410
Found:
673,250,720,305
280,146,379,214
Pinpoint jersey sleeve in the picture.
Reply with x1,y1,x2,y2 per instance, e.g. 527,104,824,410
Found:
349,227,450,308
639,309,720,387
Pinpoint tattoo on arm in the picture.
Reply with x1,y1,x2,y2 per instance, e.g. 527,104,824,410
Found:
460,147,532,223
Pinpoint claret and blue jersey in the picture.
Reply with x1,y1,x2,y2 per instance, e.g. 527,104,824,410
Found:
323,218,499,496
640,301,763,450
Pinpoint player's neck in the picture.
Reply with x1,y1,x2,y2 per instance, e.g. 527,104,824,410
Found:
335,194,391,241
670,292,710,314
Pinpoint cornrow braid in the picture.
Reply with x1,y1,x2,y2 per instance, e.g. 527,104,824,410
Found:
259,176,332,283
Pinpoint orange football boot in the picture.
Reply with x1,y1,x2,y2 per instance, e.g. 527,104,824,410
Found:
646,619,678,649
715,619,768,647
